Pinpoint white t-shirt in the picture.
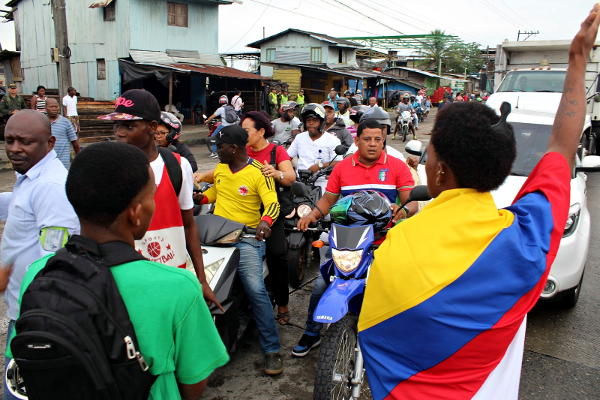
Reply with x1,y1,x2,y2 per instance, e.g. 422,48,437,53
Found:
214,105,237,127
231,95,243,111
150,154,194,211
62,95,78,116
271,117,301,144
287,131,341,170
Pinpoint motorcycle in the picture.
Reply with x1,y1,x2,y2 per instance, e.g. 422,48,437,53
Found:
398,111,412,142
285,145,348,288
312,186,431,400
205,114,221,154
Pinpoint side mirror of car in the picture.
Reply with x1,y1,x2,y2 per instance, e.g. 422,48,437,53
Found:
576,155,600,172
405,140,424,156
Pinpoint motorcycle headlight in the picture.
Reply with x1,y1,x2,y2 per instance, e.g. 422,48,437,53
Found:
203,257,225,284
563,203,581,237
297,204,312,218
332,249,363,273
216,229,243,244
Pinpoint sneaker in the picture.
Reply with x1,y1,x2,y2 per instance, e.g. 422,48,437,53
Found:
291,333,321,357
264,352,283,376
209,152,218,158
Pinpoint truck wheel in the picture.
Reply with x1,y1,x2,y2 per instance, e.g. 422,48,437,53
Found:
313,315,371,400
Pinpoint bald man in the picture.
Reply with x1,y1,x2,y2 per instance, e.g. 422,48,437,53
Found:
46,97,80,169
0,110,79,399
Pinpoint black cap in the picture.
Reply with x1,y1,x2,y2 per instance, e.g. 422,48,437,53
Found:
215,125,248,147
98,89,161,121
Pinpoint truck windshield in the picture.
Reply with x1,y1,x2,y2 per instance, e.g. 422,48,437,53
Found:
497,70,566,93
510,122,552,176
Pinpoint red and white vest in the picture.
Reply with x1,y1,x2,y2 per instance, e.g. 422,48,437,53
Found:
135,153,187,269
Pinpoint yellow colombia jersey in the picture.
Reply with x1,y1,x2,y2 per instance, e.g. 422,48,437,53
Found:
204,159,280,228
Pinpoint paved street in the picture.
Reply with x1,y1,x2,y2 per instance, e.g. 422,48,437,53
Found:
0,111,598,398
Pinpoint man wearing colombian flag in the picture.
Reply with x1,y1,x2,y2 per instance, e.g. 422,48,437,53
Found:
358,5,600,400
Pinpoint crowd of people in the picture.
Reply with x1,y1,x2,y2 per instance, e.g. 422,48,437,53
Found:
0,5,596,399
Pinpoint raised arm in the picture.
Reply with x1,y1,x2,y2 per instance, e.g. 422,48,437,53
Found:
547,4,600,168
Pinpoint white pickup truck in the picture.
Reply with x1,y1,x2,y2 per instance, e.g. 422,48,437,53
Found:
489,40,600,155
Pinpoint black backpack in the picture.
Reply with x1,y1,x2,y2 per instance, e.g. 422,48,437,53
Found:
158,146,182,196
223,105,239,124
10,235,157,400
270,145,295,216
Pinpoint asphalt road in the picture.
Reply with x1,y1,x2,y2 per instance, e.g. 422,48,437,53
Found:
0,111,598,399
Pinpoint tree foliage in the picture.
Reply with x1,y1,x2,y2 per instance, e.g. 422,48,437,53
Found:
417,31,484,76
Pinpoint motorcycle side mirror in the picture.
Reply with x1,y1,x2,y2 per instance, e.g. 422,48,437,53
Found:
291,181,310,198
335,144,349,156
406,185,431,204
405,140,424,156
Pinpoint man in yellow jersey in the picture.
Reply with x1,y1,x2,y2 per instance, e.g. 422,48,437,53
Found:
194,124,283,376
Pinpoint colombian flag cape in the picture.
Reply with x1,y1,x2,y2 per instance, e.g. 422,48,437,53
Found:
358,153,571,400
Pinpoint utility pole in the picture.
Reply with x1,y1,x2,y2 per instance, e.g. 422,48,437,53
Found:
51,0,72,102
517,30,540,42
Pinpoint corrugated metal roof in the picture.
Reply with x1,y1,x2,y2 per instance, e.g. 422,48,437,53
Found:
171,63,268,80
130,49,222,66
247,29,363,49
386,66,442,79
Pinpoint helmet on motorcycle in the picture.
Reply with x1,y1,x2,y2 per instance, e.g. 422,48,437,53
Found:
330,190,392,231
349,105,370,124
335,97,351,109
301,103,326,123
321,101,335,110
359,106,391,128
219,95,228,104
159,111,183,143
280,101,298,114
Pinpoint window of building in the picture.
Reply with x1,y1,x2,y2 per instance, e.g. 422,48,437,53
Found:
338,49,344,63
168,2,188,27
311,47,322,63
265,48,275,62
97,59,106,80
103,2,116,21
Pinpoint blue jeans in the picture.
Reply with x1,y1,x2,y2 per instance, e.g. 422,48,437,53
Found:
4,319,18,400
210,124,225,153
234,238,281,354
304,246,332,335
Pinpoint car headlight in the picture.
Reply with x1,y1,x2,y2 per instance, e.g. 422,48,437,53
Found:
297,204,312,218
563,203,581,237
332,249,363,273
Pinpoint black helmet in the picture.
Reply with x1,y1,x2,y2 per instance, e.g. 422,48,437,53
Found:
159,111,182,143
335,97,351,109
359,106,391,128
330,190,392,231
300,103,326,124
349,105,370,124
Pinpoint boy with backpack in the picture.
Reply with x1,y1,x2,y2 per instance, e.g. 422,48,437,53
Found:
99,89,222,310
6,141,228,399
204,95,240,158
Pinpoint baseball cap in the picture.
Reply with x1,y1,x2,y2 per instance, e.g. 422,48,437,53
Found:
8,83,17,89
98,89,161,121
321,101,334,109
215,125,248,147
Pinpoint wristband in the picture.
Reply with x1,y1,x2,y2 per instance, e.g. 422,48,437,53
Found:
313,205,325,219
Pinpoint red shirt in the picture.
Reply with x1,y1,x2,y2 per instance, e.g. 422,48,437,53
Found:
326,151,414,203
247,143,291,166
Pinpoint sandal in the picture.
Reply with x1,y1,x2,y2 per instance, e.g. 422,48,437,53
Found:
276,311,290,325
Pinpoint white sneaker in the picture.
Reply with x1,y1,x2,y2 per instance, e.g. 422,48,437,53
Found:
209,153,218,158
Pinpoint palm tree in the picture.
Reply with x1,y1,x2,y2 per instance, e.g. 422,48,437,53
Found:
417,30,453,76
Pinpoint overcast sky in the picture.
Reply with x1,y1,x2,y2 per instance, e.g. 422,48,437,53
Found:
0,0,594,53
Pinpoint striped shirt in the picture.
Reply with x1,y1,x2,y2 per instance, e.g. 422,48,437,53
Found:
203,159,280,228
50,115,77,169
34,95,47,114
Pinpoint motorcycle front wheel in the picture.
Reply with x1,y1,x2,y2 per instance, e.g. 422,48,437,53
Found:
288,245,308,289
401,125,408,142
314,315,371,400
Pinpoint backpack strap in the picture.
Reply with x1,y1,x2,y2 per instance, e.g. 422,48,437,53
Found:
270,144,278,167
158,147,182,196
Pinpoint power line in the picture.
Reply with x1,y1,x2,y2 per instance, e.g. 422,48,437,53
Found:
482,0,521,30
225,0,272,52
330,0,405,35
499,0,530,27
245,0,381,36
